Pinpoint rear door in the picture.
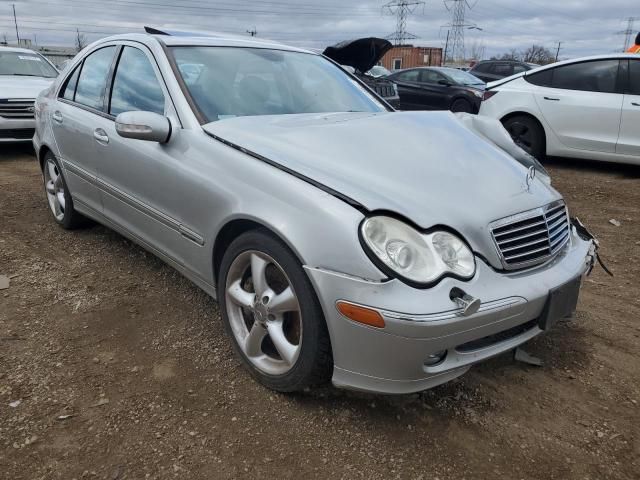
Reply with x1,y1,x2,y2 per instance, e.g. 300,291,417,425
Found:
531,59,623,153
617,59,640,156
391,69,423,110
51,46,118,213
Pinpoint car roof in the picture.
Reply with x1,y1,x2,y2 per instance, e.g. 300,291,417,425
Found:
91,31,313,54
0,45,41,54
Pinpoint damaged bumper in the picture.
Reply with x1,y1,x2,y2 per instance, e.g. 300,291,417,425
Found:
304,224,596,394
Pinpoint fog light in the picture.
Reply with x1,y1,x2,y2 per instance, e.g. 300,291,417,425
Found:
424,350,447,367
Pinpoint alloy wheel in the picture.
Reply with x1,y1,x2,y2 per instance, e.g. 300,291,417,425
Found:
225,250,302,375
44,158,65,222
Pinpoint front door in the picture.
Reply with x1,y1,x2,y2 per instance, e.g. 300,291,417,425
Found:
95,44,204,271
617,59,640,156
533,59,623,153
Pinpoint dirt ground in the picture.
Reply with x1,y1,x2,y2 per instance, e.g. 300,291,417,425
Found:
1,143,638,480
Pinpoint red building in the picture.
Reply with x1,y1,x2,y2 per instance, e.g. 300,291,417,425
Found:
380,45,443,71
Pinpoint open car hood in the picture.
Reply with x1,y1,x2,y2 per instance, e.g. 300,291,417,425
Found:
322,38,392,74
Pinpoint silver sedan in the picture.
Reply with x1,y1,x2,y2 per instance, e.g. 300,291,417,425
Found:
33,30,596,394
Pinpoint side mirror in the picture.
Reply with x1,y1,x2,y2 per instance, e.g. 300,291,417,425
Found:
115,111,171,143
438,79,452,87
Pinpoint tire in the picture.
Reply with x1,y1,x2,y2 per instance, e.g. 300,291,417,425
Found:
42,151,86,229
217,229,332,392
502,115,546,160
450,98,473,113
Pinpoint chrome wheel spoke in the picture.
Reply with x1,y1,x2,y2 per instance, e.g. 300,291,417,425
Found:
266,321,298,365
245,323,267,357
47,161,58,184
56,191,66,210
250,253,269,296
269,286,298,314
45,180,56,195
227,279,255,308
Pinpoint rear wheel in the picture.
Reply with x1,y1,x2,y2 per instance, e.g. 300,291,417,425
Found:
502,115,546,160
42,152,86,229
218,230,332,392
450,98,473,113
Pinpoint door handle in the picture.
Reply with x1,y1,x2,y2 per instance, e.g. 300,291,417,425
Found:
93,128,109,144
544,96,560,101
632,102,640,107
52,111,63,124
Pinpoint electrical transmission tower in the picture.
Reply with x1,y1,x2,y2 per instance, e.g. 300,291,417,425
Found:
383,1,425,46
443,0,477,64
617,17,639,52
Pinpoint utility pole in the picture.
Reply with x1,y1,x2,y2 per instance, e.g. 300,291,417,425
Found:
12,3,20,45
555,41,562,62
247,27,257,37
443,30,450,66
443,0,478,64
617,17,639,52
383,1,425,46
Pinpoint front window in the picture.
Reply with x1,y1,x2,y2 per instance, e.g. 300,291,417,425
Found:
170,46,385,123
0,50,58,78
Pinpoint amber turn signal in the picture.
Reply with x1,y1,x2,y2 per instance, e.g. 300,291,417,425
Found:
336,301,385,328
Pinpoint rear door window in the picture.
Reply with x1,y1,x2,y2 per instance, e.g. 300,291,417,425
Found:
60,66,81,101
396,70,420,82
491,63,513,76
74,46,117,111
550,60,620,94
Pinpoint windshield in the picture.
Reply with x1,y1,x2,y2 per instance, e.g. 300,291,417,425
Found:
441,68,484,86
0,51,58,78
170,46,386,122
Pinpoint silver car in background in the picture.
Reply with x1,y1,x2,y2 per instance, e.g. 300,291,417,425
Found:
33,30,596,394
0,46,58,142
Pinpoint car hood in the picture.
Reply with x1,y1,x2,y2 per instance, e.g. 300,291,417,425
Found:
0,75,55,99
323,38,392,74
202,111,561,268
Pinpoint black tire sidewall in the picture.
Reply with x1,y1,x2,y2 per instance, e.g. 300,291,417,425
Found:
451,98,472,113
217,229,332,392
504,116,545,160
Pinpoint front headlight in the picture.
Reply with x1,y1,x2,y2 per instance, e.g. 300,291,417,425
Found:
360,216,476,287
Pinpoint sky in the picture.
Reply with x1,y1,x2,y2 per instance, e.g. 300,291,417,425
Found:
0,0,638,60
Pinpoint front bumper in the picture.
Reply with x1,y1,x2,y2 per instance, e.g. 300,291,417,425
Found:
305,227,594,394
0,116,35,142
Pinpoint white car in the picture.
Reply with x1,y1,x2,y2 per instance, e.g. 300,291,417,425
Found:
479,54,640,165
0,46,58,142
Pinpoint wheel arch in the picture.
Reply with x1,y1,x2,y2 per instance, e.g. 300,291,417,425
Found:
500,111,547,154
212,217,302,286
37,144,53,171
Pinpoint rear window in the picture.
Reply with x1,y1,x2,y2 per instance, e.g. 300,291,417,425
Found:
525,69,553,87
526,60,621,94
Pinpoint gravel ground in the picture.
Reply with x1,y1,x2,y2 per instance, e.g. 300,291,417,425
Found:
1,143,639,479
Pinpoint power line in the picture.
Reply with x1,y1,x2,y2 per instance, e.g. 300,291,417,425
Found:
382,1,425,46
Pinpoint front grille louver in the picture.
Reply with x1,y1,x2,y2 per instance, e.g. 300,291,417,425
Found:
0,98,36,119
490,201,570,270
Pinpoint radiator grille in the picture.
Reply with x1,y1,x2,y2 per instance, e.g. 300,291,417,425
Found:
0,98,36,119
490,201,570,270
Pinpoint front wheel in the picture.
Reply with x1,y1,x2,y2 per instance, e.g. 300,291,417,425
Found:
42,152,86,229
502,115,546,160
217,230,332,392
